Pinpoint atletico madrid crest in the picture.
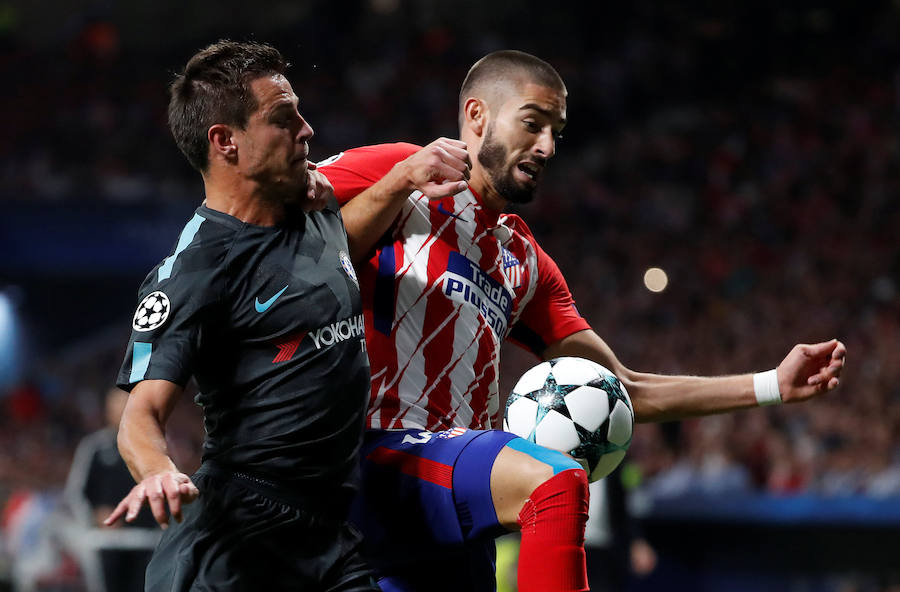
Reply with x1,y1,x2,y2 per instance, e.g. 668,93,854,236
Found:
501,248,523,289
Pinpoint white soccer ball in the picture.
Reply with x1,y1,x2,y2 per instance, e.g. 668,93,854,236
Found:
503,357,634,482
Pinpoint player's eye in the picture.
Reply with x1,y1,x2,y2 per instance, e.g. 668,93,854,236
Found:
523,120,540,133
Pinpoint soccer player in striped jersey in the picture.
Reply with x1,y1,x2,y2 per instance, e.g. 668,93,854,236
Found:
319,50,846,592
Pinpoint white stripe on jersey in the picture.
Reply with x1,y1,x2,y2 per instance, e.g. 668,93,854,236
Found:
439,191,489,428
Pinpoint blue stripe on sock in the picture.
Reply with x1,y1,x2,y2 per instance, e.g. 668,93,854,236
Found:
505,437,583,475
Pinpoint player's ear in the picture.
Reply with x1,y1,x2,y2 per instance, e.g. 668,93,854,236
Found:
208,124,237,163
463,97,487,137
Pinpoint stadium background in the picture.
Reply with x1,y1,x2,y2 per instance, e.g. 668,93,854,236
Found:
1,0,899,590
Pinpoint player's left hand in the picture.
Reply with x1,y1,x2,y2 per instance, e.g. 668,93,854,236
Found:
777,339,846,403
302,162,333,212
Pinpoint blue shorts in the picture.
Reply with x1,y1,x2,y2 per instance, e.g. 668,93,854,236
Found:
351,428,517,592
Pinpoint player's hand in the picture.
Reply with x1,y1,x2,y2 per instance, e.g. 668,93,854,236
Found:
302,162,333,212
103,471,200,530
399,137,471,199
777,339,847,403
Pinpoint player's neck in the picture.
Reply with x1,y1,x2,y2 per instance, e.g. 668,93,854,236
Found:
202,174,286,226
469,167,508,212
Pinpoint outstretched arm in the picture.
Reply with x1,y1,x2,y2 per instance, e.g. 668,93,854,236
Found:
104,379,200,529
543,329,846,422
339,138,470,263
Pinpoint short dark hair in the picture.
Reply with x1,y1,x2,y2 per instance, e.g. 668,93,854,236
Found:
458,50,566,128
168,40,289,172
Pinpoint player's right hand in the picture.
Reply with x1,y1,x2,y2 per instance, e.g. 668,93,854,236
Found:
777,338,847,403
302,162,333,212
104,470,200,530
400,137,471,199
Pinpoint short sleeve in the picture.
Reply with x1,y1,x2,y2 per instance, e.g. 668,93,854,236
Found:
318,143,421,204
508,240,591,357
117,214,226,391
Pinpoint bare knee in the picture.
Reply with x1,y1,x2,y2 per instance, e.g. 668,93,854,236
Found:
490,445,574,530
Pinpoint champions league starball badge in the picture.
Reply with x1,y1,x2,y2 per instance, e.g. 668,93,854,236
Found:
339,250,358,286
133,291,171,332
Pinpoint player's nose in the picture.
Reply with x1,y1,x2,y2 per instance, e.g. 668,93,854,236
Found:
534,128,555,159
297,116,314,143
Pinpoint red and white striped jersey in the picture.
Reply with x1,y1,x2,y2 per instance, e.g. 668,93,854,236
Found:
320,143,590,431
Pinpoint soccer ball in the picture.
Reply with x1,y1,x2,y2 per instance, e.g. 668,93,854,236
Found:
503,357,634,482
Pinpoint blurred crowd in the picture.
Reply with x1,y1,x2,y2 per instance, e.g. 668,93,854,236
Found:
2,0,900,588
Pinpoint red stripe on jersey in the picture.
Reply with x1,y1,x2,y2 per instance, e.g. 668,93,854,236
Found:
366,446,453,489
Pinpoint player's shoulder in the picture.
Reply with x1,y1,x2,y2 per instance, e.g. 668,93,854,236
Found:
499,212,539,242
318,142,422,170
318,142,424,202
138,207,234,294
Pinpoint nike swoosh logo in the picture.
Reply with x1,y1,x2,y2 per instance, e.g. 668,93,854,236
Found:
437,203,465,221
255,285,289,313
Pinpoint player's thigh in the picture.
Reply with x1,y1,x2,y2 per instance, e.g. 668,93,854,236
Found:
354,428,515,546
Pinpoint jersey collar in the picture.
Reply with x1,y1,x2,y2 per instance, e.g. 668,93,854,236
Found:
466,185,502,229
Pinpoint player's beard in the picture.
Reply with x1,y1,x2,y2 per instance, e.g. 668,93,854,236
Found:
477,124,537,205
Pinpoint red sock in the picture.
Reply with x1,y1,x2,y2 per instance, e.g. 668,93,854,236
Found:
516,468,590,592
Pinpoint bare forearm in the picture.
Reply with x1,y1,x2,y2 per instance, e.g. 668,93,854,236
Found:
622,371,756,422
118,406,178,483
341,163,413,262
106,380,199,528
544,329,845,423
116,380,183,483
543,330,757,421
340,138,470,263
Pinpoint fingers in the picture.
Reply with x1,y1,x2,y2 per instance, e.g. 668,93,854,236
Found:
831,339,847,362
179,481,201,502
165,474,184,524
804,338,846,361
165,473,199,523
409,138,471,196
146,477,170,528
435,140,471,173
433,142,471,180
422,180,469,198
103,497,130,527
303,169,333,212
805,339,846,388
104,472,200,531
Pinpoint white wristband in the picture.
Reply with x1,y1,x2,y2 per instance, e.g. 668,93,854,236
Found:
753,369,782,406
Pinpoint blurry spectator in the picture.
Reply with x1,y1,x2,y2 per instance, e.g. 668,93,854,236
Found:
644,417,753,498
1,489,76,592
764,431,816,494
63,387,156,592
585,464,657,592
